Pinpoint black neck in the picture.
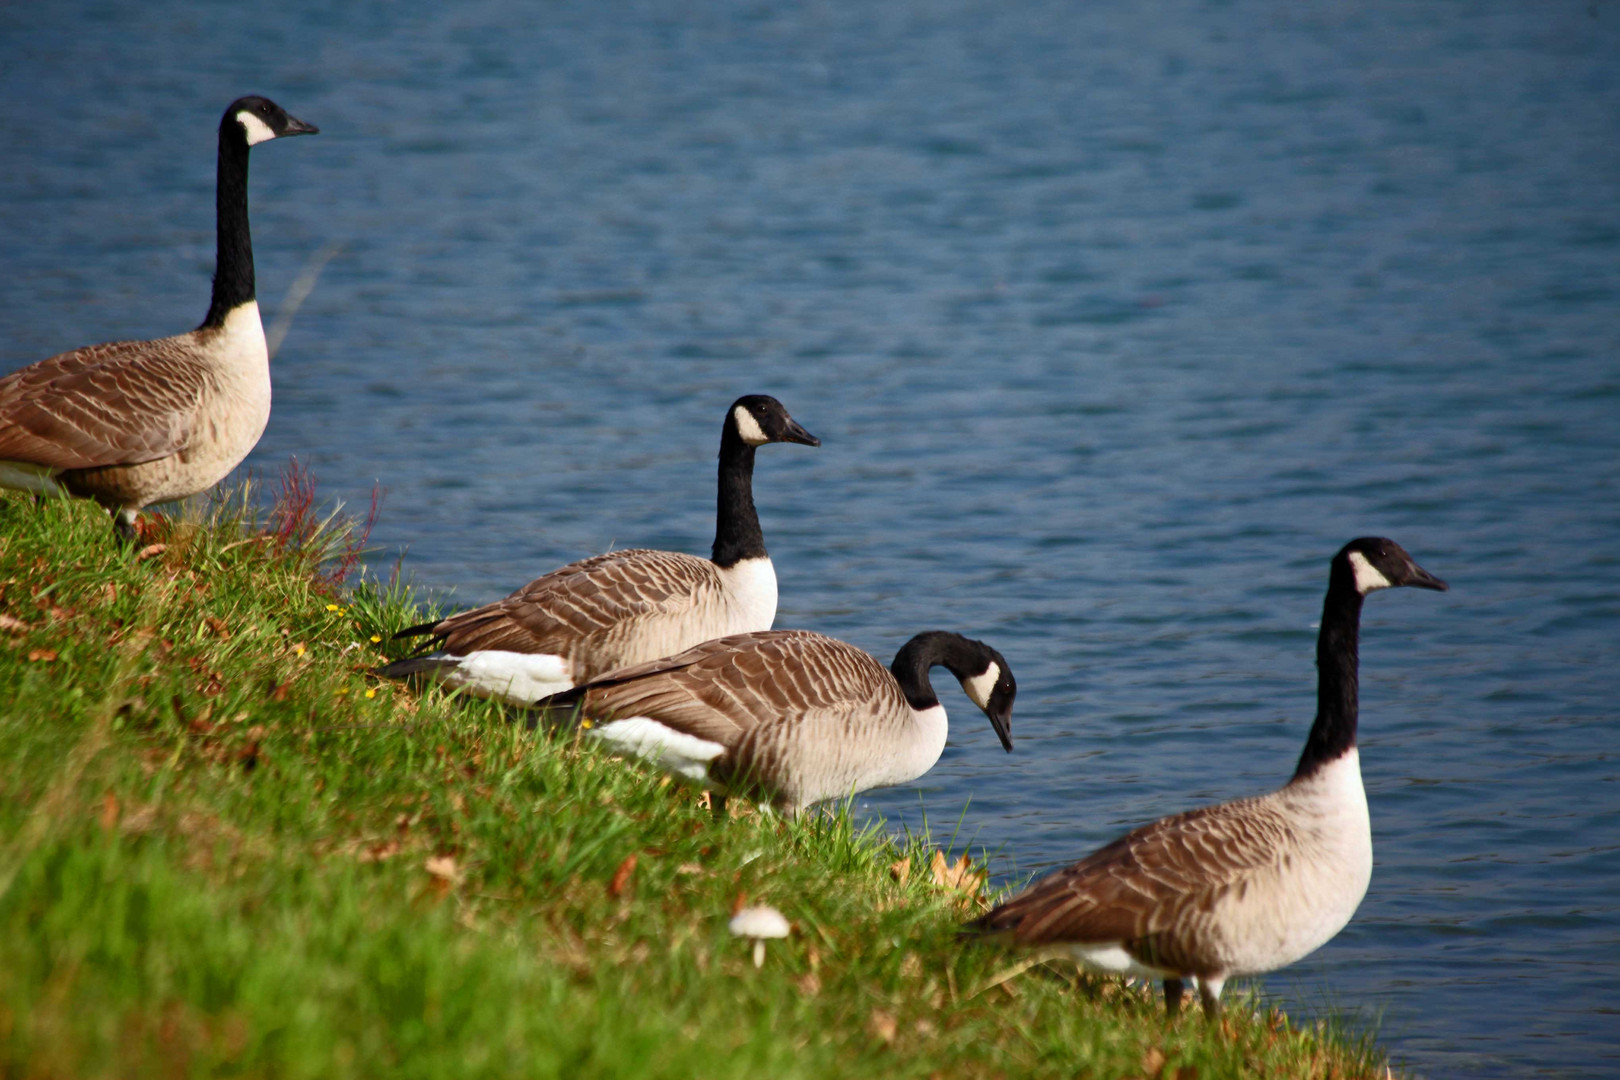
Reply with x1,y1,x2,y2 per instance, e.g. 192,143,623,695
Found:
890,632,976,711
1292,562,1364,780
710,425,768,567
201,122,255,329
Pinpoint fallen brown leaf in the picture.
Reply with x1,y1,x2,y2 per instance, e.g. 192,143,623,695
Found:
608,853,638,898
867,1009,897,1044
928,850,987,905
205,616,231,640
136,543,167,562
99,791,120,832
1142,1047,1168,1079
424,854,461,883
889,857,912,885
357,840,400,863
0,613,27,633
26,649,57,663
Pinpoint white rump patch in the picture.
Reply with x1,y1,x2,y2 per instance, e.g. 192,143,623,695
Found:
237,111,279,146
1346,550,1393,594
1062,942,1169,980
592,717,727,783
436,650,573,705
732,404,769,446
961,662,1000,711
0,461,64,495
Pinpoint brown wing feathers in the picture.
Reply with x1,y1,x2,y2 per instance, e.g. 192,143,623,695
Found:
975,796,1295,963
555,631,893,750
0,337,208,471
419,549,721,657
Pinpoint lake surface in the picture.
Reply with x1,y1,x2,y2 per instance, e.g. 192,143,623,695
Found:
3,2,1617,1075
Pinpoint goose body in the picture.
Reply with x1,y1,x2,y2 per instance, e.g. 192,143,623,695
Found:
969,538,1446,1019
0,96,317,539
531,628,1017,816
379,396,818,704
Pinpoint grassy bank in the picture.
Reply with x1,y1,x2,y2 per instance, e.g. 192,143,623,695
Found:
0,484,1391,1079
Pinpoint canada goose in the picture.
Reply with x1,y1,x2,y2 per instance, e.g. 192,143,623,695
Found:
529,628,1016,816
966,538,1446,1020
0,96,318,541
379,395,819,704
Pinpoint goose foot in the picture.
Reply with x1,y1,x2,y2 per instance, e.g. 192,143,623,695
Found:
112,508,140,545
1198,975,1225,1021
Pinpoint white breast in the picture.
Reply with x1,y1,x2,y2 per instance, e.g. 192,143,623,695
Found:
715,556,778,633
1221,750,1373,976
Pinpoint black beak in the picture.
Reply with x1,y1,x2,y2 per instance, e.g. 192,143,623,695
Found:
282,115,320,137
987,707,1014,753
1405,562,1448,591
778,419,820,447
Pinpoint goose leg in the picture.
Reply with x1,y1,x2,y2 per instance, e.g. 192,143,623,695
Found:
1163,978,1185,1017
1198,975,1225,1021
112,507,139,545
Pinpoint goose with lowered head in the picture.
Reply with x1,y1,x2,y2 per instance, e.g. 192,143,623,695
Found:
531,628,1017,817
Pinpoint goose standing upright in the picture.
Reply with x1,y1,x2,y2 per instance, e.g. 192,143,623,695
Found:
379,395,818,704
531,628,1017,816
967,538,1446,1020
0,96,318,540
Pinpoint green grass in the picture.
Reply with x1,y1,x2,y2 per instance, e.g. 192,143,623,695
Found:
0,484,1394,1079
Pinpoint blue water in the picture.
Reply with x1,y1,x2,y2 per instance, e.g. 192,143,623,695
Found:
3,2,1618,1075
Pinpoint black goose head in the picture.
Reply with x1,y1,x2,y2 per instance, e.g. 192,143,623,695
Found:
726,395,820,449
224,95,319,147
1336,537,1449,596
954,638,1018,753
893,632,1017,753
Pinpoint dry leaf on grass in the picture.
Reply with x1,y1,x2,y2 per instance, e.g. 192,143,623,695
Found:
889,857,912,885
136,543,167,562
867,1009,897,1044
26,649,57,663
0,613,29,633
928,850,987,906
1142,1047,1168,1079
356,839,401,863
99,791,120,831
608,854,638,898
425,854,461,881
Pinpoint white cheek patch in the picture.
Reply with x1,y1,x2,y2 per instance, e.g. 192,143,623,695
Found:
962,663,1000,711
1346,551,1393,594
732,405,769,446
237,111,279,146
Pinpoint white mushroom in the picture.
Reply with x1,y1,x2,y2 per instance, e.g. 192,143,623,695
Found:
729,905,791,968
